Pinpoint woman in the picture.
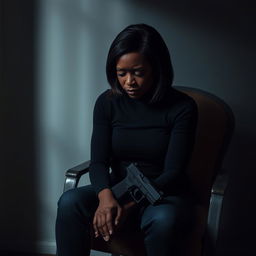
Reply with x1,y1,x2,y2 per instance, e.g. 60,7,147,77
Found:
56,23,198,256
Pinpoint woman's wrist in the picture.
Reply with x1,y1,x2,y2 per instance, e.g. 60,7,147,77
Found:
98,188,114,200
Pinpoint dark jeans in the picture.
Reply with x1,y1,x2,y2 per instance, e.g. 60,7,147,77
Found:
55,185,195,256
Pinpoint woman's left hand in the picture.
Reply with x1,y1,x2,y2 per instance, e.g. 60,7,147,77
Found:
93,188,122,241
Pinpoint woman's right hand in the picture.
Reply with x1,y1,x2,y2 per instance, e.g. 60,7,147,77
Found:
93,188,122,241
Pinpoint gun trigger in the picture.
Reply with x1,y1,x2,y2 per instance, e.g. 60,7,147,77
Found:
129,188,145,203
133,194,145,204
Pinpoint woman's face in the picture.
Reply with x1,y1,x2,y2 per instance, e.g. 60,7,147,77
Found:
116,52,153,99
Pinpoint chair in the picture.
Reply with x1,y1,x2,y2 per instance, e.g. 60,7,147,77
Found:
63,86,235,256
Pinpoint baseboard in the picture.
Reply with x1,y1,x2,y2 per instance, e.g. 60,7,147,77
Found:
0,240,110,256
0,241,56,255
0,252,54,256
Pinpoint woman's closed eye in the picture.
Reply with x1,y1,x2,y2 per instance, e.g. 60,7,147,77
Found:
117,72,126,77
116,69,145,77
134,70,145,77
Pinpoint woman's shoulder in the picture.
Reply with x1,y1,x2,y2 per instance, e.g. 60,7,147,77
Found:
93,89,115,121
95,89,115,108
161,88,198,125
96,89,111,102
96,89,122,102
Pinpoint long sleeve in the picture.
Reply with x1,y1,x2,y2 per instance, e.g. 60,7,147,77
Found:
154,99,198,192
89,90,112,195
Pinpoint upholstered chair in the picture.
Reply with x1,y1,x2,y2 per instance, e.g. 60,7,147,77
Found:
63,86,235,256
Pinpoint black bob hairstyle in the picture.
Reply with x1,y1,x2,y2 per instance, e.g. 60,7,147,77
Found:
106,23,174,103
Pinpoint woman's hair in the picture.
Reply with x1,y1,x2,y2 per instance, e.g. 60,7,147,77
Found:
106,23,174,103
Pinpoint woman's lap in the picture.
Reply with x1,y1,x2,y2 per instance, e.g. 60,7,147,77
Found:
57,185,98,219
56,185,195,256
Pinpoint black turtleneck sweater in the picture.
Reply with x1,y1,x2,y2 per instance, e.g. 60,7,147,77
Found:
89,88,198,196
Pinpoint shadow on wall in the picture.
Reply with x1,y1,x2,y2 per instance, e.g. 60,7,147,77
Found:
1,0,39,251
138,0,255,40
217,131,256,255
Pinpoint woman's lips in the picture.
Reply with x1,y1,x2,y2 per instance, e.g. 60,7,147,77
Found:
127,89,139,95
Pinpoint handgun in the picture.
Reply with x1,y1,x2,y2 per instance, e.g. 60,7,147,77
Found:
111,163,163,205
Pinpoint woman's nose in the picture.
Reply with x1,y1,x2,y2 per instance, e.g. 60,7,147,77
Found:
126,74,136,85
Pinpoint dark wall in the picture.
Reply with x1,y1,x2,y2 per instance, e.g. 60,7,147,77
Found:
1,0,39,250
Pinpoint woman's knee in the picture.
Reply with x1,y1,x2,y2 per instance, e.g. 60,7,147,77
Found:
141,203,193,237
57,186,97,221
57,189,82,218
148,207,177,231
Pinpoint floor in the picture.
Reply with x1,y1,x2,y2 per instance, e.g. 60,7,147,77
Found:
0,250,110,256
0,253,54,256
0,251,110,256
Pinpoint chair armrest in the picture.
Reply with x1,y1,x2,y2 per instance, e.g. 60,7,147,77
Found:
63,160,91,192
211,173,229,196
204,173,229,256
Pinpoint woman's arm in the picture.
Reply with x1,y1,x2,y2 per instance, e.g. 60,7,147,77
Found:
89,91,112,194
89,92,118,241
154,98,198,191
89,91,135,241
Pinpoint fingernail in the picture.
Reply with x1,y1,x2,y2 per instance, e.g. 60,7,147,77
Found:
115,220,118,225
109,230,113,235
103,236,109,241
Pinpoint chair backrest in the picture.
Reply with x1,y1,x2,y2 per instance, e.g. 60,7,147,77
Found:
175,86,235,206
